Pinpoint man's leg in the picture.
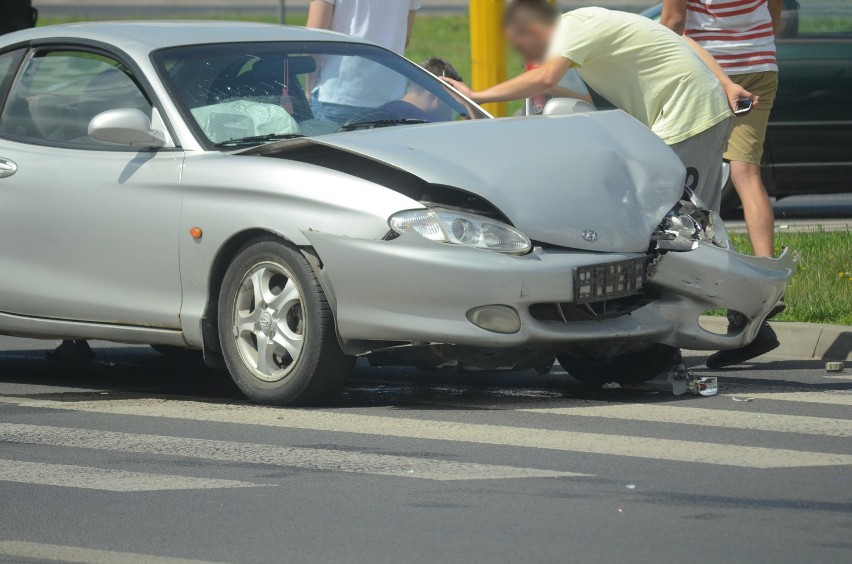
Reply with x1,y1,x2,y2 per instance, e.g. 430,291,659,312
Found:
669,117,733,213
730,161,774,257
706,72,781,369
725,71,778,258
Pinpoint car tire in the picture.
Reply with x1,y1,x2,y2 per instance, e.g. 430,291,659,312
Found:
720,177,741,217
150,344,202,360
558,343,679,386
217,237,354,405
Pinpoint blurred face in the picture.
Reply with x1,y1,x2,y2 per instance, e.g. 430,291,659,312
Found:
504,19,554,61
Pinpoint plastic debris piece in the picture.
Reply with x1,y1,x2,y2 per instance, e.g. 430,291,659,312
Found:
825,361,845,372
731,396,755,402
689,376,718,397
625,484,636,490
602,382,622,389
666,352,691,396
617,508,624,513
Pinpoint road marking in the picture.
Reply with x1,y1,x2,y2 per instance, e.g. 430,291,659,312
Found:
0,460,262,492
520,404,852,437
0,541,222,564
2,396,850,469
722,391,852,406
0,423,582,481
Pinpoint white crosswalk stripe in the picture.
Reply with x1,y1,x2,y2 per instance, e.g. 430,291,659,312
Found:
0,460,263,492
520,403,852,437
0,423,584,481
0,541,223,564
1,395,850,469
722,391,852,406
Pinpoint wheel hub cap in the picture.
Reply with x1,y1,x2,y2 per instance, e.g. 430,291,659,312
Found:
259,311,273,333
232,262,305,383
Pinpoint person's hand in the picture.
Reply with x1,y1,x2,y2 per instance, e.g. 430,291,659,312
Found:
441,77,475,100
723,81,760,114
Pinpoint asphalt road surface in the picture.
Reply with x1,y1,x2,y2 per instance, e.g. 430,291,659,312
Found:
0,337,850,563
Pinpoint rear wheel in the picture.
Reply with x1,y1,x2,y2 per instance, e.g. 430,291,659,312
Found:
217,238,353,405
558,343,679,386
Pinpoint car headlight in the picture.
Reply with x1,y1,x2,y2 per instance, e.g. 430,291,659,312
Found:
389,208,532,255
652,189,730,252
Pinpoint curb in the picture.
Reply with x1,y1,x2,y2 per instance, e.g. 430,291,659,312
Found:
697,316,851,361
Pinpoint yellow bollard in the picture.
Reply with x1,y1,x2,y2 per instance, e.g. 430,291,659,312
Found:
469,0,508,117
469,1,556,117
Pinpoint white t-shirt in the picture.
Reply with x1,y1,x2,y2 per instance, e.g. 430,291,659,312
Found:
316,0,422,107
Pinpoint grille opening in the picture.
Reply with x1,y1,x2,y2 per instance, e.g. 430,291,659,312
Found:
529,294,653,323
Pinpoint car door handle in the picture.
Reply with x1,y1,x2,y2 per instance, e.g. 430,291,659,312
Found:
0,158,17,179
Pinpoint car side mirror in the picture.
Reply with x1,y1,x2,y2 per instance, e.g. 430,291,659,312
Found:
542,98,597,117
88,108,169,148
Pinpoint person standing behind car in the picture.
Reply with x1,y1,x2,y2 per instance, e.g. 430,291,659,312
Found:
662,0,784,368
1,0,38,35
306,0,422,124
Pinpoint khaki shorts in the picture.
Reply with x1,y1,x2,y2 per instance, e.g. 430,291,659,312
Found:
725,71,778,165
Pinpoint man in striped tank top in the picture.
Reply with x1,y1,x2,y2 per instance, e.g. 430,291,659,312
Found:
663,0,784,367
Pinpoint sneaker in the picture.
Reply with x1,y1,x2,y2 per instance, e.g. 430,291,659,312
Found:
706,323,780,369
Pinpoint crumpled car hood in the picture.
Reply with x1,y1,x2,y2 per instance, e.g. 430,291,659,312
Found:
248,110,687,252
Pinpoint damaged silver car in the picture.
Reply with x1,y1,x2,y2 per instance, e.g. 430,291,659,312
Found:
0,23,795,404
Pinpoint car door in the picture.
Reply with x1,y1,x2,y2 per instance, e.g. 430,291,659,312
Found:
0,46,184,328
768,1,852,195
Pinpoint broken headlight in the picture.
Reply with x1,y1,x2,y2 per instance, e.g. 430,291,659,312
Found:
389,209,532,255
652,189,730,252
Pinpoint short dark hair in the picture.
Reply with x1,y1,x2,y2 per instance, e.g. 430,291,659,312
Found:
503,0,560,28
420,57,463,83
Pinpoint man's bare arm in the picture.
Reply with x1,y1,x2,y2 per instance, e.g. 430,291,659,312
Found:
547,85,593,104
683,36,760,112
406,10,417,48
306,0,334,29
442,56,574,104
661,0,688,35
768,0,783,34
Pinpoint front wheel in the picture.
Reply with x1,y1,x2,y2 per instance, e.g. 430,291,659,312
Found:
558,343,679,386
218,238,354,405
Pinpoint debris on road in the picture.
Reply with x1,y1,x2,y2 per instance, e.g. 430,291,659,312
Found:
602,382,622,389
732,396,756,402
667,354,718,396
825,361,845,372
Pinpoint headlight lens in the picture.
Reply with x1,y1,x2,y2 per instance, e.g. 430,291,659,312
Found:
389,209,532,255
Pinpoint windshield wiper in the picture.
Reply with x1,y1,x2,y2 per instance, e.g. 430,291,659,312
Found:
340,118,427,132
215,133,306,147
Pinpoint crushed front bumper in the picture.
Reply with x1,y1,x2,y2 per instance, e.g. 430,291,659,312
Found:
305,231,795,354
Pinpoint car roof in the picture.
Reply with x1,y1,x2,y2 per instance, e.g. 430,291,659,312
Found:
0,21,366,54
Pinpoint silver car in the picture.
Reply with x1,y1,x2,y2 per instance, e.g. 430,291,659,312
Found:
0,23,794,404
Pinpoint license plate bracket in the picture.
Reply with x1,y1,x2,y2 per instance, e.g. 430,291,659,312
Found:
574,257,647,304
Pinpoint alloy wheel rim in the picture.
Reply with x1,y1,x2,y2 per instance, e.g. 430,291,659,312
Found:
232,261,305,382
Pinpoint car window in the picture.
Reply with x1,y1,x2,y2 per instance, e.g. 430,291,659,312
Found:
0,51,16,85
0,49,24,102
0,50,152,147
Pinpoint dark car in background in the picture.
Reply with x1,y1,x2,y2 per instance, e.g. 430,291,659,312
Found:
640,0,852,213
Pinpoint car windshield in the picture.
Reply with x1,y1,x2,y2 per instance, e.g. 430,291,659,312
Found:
153,41,487,148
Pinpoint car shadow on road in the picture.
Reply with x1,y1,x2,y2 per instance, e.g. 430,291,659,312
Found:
0,342,847,410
